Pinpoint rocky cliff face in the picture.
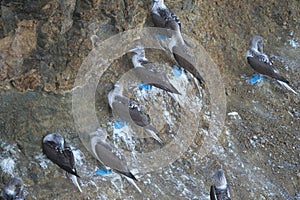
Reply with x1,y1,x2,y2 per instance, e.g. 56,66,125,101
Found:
0,0,299,199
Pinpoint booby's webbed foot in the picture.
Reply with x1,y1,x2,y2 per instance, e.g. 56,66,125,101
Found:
249,74,263,85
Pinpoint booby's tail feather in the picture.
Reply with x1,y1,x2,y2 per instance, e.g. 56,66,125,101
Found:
68,174,82,193
124,176,142,193
277,80,297,94
145,125,164,145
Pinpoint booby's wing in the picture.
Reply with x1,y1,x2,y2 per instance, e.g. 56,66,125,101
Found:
111,95,151,126
151,11,167,28
216,188,231,200
210,185,217,200
128,99,151,127
91,135,137,180
247,56,289,83
210,185,232,200
42,142,79,177
110,95,164,144
111,95,132,122
134,66,180,94
172,45,206,88
151,6,181,31
129,99,164,144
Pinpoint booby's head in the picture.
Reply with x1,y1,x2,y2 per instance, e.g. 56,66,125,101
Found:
152,0,165,8
129,45,145,56
112,83,123,94
2,177,24,200
249,35,263,51
90,128,108,150
129,46,148,68
43,133,65,149
213,166,228,190
108,83,123,107
168,29,185,52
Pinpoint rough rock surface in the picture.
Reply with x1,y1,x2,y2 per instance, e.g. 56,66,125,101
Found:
0,0,299,199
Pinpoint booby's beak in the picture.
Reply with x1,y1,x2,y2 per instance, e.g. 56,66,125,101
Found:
128,47,138,53
257,40,264,52
250,35,263,50
128,46,144,53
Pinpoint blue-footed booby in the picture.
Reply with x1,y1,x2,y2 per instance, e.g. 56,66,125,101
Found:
168,21,206,88
210,166,231,200
129,45,180,94
0,177,24,200
42,133,82,192
151,0,181,31
246,35,297,94
108,83,164,144
42,133,79,177
90,128,142,193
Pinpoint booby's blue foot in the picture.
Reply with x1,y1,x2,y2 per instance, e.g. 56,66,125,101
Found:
96,168,112,175
249,74,263,85
114,118,127,129
139,83,153,91
155,34,167,41
173,65,183,78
